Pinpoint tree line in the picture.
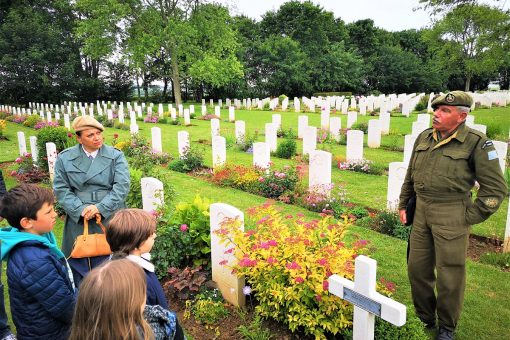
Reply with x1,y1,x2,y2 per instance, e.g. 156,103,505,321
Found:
0,0,508,105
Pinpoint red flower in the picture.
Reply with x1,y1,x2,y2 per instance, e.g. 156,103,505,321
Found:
180,224,188,232
286,261,301,270
114,133,119,139
323,280,329,291
315,294,322,301
295,277,304,284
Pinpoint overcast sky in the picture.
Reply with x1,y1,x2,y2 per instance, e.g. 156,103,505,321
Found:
219,0,509,32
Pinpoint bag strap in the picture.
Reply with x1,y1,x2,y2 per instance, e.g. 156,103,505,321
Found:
94,214,107,234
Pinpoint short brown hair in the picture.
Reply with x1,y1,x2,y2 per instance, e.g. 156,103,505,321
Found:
0,184,54,228
106,209,156,254
69,259,152,340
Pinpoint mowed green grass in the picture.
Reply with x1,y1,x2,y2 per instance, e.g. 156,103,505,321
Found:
2,104,509,338
4,104,507,237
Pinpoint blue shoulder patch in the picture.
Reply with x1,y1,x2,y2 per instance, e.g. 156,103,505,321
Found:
487,150,498,161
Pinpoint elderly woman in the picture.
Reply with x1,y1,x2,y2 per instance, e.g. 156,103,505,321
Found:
53,115,130,285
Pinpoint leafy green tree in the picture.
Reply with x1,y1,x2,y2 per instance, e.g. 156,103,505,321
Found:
423,4,510,90
0,0,89,103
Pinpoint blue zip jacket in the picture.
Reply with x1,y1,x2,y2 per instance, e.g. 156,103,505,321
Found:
0,228,76,339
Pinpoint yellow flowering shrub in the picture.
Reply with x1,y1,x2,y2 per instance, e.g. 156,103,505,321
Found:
215,203,382,338
0,120,6,137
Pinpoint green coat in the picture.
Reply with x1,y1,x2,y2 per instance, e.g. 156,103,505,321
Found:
399,122,507,224
53,144,130,257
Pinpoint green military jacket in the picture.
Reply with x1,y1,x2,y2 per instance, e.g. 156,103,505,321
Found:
399,122,507,225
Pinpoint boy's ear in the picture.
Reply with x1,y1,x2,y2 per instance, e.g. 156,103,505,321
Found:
19,217,33,231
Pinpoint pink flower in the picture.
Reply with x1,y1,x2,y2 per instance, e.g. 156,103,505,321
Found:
295,277,304,284
224,248,234,254
267,240,277,247
67,133,73,138
296,213,304,218
180,224,188,232
258,177,265,182
286,261,301,270
15,157,22,163
10,170,17,176
219,259,228,266
317,258,327,266
323,280,329,291
315,294,322,301
239,258,257,267
285,214,293,219
244,230,256,237
267,257,278,264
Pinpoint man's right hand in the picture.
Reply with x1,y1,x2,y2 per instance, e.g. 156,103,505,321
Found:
399,209,407,225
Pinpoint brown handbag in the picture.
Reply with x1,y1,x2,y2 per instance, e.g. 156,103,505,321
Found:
69,214,111,258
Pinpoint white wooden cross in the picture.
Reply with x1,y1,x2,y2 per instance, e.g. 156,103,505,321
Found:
329,255,406,340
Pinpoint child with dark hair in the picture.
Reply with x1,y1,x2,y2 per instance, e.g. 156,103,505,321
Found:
0,184,76,339
107,208,168,309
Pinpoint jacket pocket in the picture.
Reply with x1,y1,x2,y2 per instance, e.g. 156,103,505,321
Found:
412,143,430,170
442,149,470,177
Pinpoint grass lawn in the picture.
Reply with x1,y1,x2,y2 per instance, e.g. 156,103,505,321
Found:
1,104,509,339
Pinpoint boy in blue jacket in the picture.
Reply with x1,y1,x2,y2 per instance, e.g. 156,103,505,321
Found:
0,184,76,339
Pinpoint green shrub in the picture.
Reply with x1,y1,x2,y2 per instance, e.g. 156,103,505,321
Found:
350,206,369,219
190,292,229,325
237,315,272,340
479,252,510,270
153,195,211,274
36,126,76,171
263,102,270,110
372,210,410,240
313,91,352,97
168,145,204,173
275,139,296,159
237,131,258,152
414,94,429,112
125,168,143,209
374,313,427,339
278,94,287,104
23,114,42,128
113,121,129,130
350,122,368,133
102,119,114,128
486,123,504,140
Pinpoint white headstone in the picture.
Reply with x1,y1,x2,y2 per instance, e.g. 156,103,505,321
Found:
346,130,364,161
303,126,317,156
253,142,270,169
329,256,406,340
329,117,341,142
29,136,38,163
493,141,508,173
130,123,139,134
403,134,418,164
211,118,220,137
309,150,332,195
298,115,308,139
265,123,277,152
177,131,190,158
272,114,281,131
141,177,164,213
184,109,191,126
411,121,428,136
320,109,330,130
235,120,245,144
210,203,245,307
215,106,221,117
347,111,357,128
178,104,183,117
17,132,27,156
46,142,57,181
387,162,409,210
212,136,226,168
229,106,235,122
379,111,391,135
201,105,207,116
367,120,381,148
151,127,163,153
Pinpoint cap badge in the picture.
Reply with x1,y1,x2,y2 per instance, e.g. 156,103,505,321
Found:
445,93,455,103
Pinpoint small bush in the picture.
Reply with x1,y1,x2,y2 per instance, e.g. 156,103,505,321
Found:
189,292,229,325
214,203,393,338
350,122,368,133
414,94,429,112
113,121,129,130
479,252,510,270
11,153,49,183
338,159,372,174
274,139,296,159
257,166,299,199
237,315,272,340
374,313,427,339
168,145,204,173
486,123,504,140
37,126,76,171
23,114,42,128
165,266,208,300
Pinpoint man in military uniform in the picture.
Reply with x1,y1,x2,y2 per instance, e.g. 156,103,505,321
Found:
399,91,507,340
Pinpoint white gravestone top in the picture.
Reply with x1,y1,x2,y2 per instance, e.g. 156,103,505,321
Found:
329,255,406,340
141,177,164,213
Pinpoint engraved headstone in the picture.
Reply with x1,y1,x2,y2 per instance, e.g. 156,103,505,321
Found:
346,130,364,161
151,127,163,153
302,126,317,156
253,142,270,169
177,131,190,158
367,120,381,148
212,136,226,168
387,162,409,210
309,150,332,195
141,177,164,213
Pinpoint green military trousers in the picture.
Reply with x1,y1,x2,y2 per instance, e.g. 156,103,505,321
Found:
408,195,471,331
